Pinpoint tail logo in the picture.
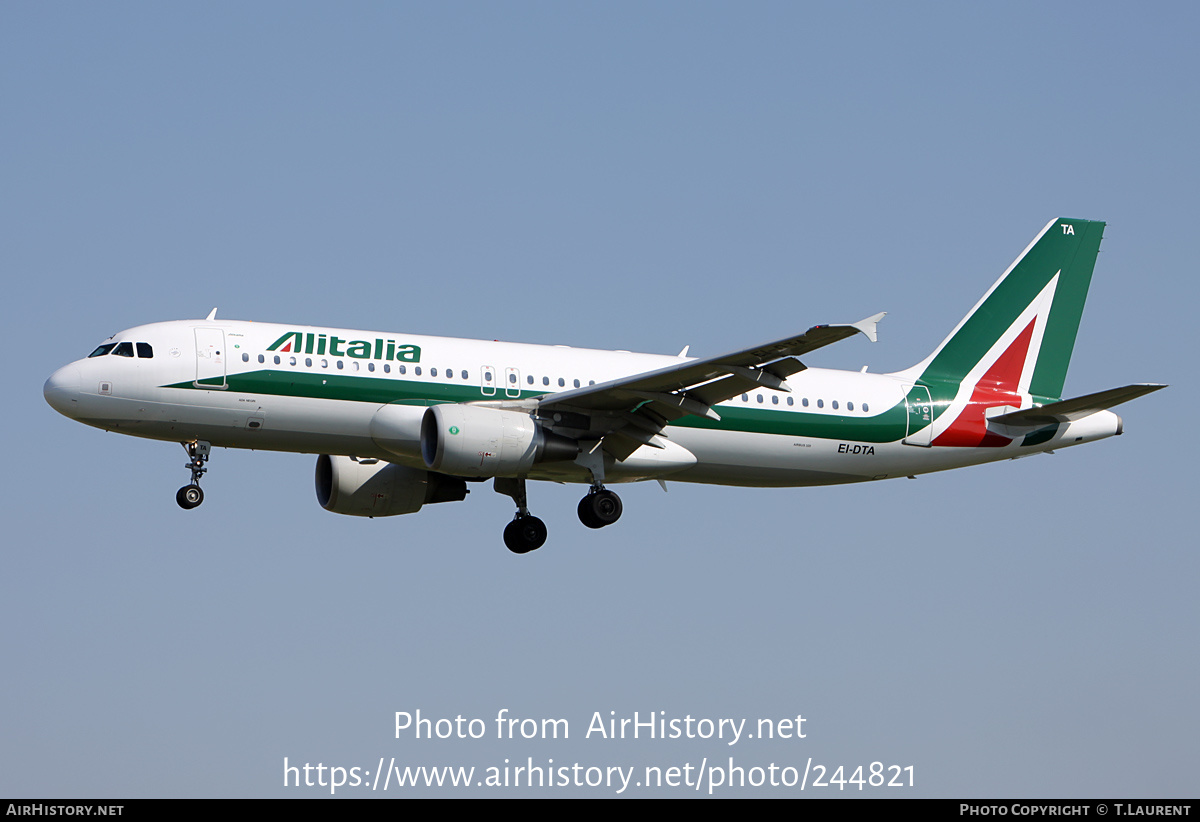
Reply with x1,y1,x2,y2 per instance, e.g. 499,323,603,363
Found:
926,273,1060,447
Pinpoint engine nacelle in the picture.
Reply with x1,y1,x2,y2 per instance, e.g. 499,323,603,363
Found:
369,402,425,459
421,404,577,477
315,454,467,517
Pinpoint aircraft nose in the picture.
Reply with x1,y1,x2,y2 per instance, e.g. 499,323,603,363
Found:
44,364,82,418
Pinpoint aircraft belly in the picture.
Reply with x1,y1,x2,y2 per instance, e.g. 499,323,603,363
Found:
78,389,385,457
666,428,876,488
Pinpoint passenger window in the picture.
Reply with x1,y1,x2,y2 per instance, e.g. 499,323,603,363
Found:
817,399,824,408
863,402,869,413
114,342,134,357
398,365,405,374
137,343,154,358
336,361,344,370
446,369,453,379
756,394,763,403
574,379,580,388
543,376,550,386
305,358,313,367
558,378,565,387
431,368,438,377
847,401,854,411
787,397,794,406
772,395,778,405
288,356,295,366
461,370,468,380
385,364,392,373
242,353,249,362
509,373,516,383
527,375,534,384
274,355,281,365
741,394,749,402
832,400,838,410
802,398,809,407
368,362,375,372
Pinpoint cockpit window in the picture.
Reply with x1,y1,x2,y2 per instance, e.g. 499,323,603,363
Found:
113,342,135,357
136,343,153,358
88,343,116,358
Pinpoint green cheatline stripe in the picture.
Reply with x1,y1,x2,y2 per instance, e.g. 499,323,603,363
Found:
163,370,913,443
670,402,909,442
165,370,500,406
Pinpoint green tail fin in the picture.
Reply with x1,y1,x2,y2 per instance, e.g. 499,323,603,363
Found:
913,217,1105,401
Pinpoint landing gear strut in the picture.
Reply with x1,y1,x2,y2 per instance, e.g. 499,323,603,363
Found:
494,477,547,554
177,440,210,510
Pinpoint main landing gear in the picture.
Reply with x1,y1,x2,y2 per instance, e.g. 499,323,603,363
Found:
493,477,625,553
176,440,210,510
494,477,547,555
574,440,622,530
503,515,548,555
577,487,622,529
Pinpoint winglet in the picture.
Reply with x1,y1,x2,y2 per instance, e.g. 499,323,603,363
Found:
849,312,885,343
205,307,218,321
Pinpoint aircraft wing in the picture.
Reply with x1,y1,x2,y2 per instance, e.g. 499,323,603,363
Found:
533,313,884,458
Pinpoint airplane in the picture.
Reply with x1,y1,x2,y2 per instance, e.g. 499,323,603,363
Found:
44,217,1164,554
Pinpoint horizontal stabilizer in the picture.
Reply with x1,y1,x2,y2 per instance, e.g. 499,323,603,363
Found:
989,384,1167,428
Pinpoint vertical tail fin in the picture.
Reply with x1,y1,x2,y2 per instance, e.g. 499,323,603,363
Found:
907,217,1105,402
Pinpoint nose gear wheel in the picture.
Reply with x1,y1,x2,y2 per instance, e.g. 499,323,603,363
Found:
176,441,211,510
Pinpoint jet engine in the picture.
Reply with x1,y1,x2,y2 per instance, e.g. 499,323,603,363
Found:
315,454,467,517
421,404,577,477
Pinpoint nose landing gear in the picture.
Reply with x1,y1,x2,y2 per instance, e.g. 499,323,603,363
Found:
176,440,210,510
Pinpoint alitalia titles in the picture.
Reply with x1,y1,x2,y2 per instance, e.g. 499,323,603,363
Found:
268,331,421,362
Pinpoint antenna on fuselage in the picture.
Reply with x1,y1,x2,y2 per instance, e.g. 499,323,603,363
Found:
205,308,218,321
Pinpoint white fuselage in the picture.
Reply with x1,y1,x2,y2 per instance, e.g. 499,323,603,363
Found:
44,318,1122,489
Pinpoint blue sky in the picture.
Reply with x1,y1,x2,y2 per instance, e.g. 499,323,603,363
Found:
3,2,1195,797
